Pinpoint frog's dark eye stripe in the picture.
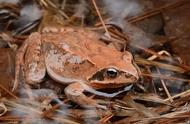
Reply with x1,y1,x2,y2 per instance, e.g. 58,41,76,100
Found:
89,68,120,81
89,70,105,81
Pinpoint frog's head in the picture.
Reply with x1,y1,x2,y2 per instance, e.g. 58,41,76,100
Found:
88,51,140,88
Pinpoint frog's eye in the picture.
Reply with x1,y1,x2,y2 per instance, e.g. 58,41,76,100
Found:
105,68,118,78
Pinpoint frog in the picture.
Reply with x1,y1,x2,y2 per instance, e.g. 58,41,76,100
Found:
13,27,140,108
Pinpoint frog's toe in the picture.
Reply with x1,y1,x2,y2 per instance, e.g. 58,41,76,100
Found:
64,83,98,108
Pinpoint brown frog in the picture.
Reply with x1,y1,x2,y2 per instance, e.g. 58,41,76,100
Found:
14,27,140,108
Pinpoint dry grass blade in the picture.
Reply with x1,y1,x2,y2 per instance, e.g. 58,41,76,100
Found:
0,102,7,116
140,110,190,123
164,88,190,102
39,0,69,19
0,33,18,50
0,115,27,121
0,84,18,99
99,113,114,123
92,0,111,38
0,98,79,124
111,102,136,116
46,115,80,124
67,109,103,119
132,44,167,60
128,0,190,23
135,57,187,73
1,98,42,115
123,94,160,118
141,73,190,83
156,68,173,102
129,93,170,106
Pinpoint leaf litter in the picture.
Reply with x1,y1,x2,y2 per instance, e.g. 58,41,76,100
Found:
0,0,190,123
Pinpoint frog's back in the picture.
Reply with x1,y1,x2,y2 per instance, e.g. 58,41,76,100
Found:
42,27,107,58
43,27,104,82
42,27,129,69
42,27,138,83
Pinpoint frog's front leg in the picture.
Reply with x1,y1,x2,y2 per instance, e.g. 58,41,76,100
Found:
13,33,46,91
65,82,104,108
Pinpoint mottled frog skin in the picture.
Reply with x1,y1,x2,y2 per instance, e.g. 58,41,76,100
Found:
14,27,139,107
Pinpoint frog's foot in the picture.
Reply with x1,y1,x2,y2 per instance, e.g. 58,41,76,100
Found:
65,83,106,109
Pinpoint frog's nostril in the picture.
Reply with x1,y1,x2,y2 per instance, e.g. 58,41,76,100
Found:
125,73,133,78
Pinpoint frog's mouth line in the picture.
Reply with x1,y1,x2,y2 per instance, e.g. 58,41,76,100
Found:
79,82,133,97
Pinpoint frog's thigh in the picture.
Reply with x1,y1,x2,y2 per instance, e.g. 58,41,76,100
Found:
13,33,44,90
64,83,97,107
24,33,46,84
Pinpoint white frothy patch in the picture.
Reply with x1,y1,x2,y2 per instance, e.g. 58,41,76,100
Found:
20,4,42,21
73,0,89,18
103,0,143,18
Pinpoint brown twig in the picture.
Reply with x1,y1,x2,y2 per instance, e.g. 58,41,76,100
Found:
156,68,173,102
128,0,189,23
164,89,190,102
0,84,18,99
99,113,114,123
92,0,111,38
0,115,27,121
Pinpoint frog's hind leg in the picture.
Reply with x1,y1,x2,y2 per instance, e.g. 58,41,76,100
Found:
13,35,30,91
64,82,105,109
13,33,46,91
24,33,46,85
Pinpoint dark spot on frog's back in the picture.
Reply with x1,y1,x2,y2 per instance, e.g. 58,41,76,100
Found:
67,60,93,73
72,66,80,71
